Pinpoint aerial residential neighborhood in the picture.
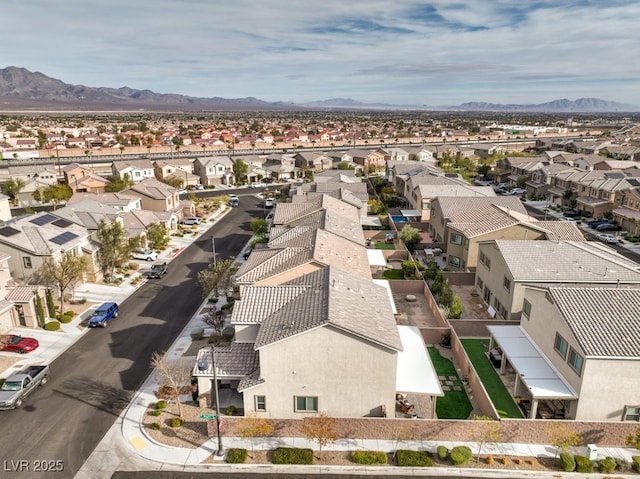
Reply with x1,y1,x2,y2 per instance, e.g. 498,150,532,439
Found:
0,108,640,478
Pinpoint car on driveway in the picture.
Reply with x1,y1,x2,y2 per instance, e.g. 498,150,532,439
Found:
506,187,526,196
596,233,619,244
595,222,622,232
251,182,266,188
264,197,275,208
88,302,119,328
132,249,158,261
182,217,202,225
0,335,39,354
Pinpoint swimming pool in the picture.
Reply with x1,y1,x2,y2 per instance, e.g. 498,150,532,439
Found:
391,215,409,223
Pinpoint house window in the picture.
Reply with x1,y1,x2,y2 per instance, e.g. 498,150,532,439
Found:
294,396,318,412
522,299,532,318
567,347,584,375
23,257,32,269
255,395,266,412
448,256,461,267
450,233,462,245
623,406,640,422
554,333,568,358
476,278,484,291
503,276,511,292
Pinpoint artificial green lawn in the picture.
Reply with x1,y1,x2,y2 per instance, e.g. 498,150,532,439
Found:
374,241,395,250
427,347,473,419
382,269,405,280
460,339,523,419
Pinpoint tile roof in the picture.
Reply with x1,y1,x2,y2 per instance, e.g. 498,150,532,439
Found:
0,213,89,255
125,177,176,199
234,248,314,284
490,240,640,283
193,342,259,378
437,196,528,218
547,287,640,358
251,267,401,352
5,285,39,302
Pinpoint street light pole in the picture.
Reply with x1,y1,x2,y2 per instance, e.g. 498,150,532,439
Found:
210,345,223,456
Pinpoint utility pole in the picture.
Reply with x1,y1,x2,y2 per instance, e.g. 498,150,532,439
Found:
210,345,223,456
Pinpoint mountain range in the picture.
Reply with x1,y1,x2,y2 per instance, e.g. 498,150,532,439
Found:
1,66,638,113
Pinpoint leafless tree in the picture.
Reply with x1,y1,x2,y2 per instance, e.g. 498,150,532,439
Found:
150,351,192,419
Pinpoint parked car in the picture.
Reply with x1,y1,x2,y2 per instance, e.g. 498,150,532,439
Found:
0,365,49,409
264,197,275,208
595,223,622,232
88,302,119,328
494,182,508,193
132,249,158,261
589,219,616,229
251,182,266,188
506,187,526,196
0,335,39,354
229,194,239,207
147,261,167,279
182,217,202,225
473,177,494,186
596,233,619,244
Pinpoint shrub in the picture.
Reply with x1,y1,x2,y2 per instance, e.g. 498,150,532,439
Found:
149,422,161,430
44,321,61,331
129,262,140,270
559,452,575,472
514,458,523,465
450,446,472,466
57,311,75,323
150,409,162,417
485,455,494,464
272,447,313,465
350,450,387,465
222,326,235,341
226,448,248,464
155,400,167,410
437,445,449,460
225,405,236,416
396,450,434,467
633,456,640,473
500,456,508,465
170,417,183,428
190,328,204,340
574,455,593,473
598,456,616,474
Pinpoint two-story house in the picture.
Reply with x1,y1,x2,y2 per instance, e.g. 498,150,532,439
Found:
112,159,155,184
62,163,110,194
573,171,634,217
193,156,235,186
122,178,182,226
153,159,199,188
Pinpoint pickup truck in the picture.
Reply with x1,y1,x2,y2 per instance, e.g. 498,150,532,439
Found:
147,261,167,279
0,365,49,410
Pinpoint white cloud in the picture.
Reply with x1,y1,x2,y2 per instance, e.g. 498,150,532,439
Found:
1,0,638,105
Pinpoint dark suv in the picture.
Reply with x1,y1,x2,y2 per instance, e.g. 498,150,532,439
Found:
88,302,119,328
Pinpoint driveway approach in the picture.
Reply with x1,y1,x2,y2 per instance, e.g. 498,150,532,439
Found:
0,196,260,479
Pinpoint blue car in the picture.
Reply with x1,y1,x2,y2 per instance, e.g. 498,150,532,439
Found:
88,302,119,328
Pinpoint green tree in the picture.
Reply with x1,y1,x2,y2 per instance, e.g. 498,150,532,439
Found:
197,258,235,298
146,222,168,249
105,173,133,192
336,161,354,170
34,183,73,210
34,293,45,328
249,218,268,238
36,252,89,313
368,199,386,215
1,177,26,206
45,288,56,318
232,158,249,184
448,295,463,319
399,224,421,252
96,220,131,278
546,423,584,461
626,426,640,450
440,279,453,308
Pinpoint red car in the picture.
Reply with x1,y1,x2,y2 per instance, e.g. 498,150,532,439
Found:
0,335,39,354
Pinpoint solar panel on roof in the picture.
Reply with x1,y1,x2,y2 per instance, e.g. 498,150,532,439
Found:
52,218,72,228
50,232,78,245
0,226,20,237
30,214,57,226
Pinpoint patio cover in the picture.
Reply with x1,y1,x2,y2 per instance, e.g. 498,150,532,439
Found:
400,209,421,218
367,249,387,267
361,216,382,227
487,325,577,399
395,326,443,396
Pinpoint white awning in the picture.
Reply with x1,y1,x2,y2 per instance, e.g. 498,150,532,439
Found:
487,325,578,399
361,216,382,227
367,249,387,267
395,326,443,396
400,209,421,218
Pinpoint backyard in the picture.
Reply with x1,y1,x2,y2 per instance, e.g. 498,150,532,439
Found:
461,339,523,419
427,347,473,419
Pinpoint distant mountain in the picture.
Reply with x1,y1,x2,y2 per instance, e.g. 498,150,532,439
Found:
1,66,638,112
0,66,291,111
453,98,640,112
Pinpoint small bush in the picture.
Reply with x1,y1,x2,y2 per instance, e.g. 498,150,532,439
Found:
149,422,161,430
190,328,204,340
222,326,235,341
170,417,183,428
598,456,616,474
226,448,248,464
500,456,508,465
225,405,236,416
450,446,472,466
57,312,75,323
156,400,167,410
396,450,434,467
574,454,593,473
150,409,162,417
559,452,576,472
350,450,387,465
632,456,640,472
272,447,314,465
437,445,449,460
514,458,523,465
44,321,61,331
129,262,140,270
485,455,494,464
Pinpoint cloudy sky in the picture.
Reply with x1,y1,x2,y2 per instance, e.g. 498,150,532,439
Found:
3,0,639,106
